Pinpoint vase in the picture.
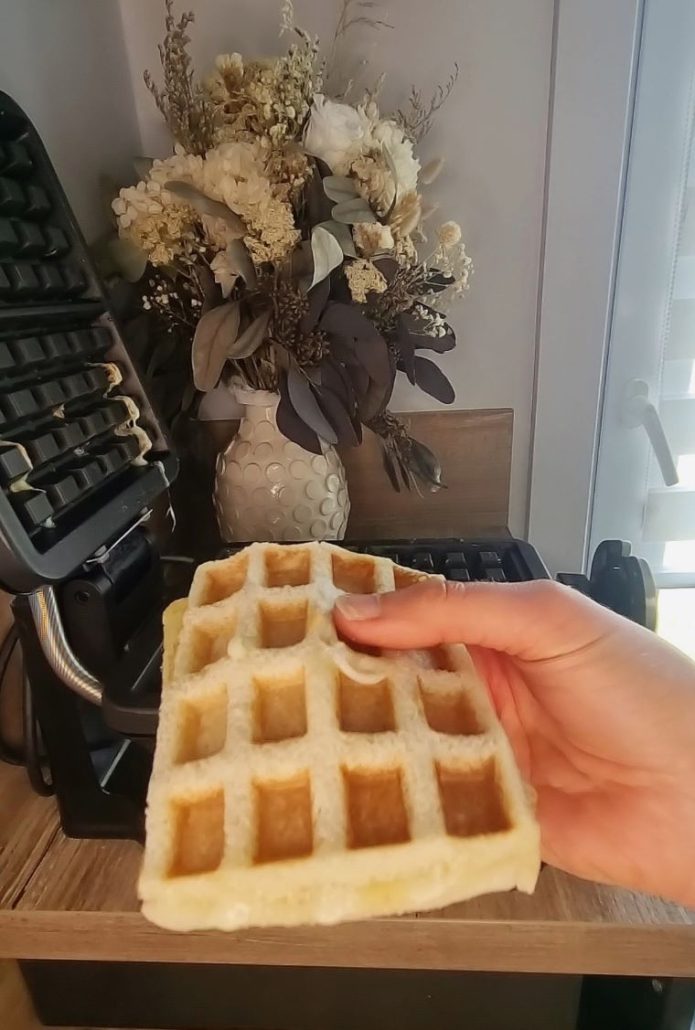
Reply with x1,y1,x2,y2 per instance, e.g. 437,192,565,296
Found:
213,386,350,543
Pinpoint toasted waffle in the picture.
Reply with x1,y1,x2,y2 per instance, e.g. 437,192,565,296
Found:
140,542,540,931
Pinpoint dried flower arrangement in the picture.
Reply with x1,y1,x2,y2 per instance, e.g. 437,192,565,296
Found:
112,0,472,492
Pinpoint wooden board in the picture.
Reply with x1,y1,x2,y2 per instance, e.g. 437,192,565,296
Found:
342,409,512,539
1,764,695,975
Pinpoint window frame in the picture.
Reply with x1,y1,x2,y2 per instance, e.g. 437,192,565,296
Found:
526,0,644,574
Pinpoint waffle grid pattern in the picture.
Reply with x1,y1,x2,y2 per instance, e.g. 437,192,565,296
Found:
141,542,540,930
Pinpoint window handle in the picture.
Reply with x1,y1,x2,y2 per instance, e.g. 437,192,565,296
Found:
623,379,679,486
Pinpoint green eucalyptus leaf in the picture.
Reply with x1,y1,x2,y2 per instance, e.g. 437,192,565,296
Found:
164,180,246,237
191,301,241,391
229,310,271,360
310,226,344,288
287,366,339,445
332,198,378,225
107,236,148,283
315,219,357,258
224,239,258,289
323,175,360,203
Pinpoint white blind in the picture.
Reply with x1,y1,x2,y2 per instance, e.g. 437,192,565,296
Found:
649,117,695,573
590,0,695,589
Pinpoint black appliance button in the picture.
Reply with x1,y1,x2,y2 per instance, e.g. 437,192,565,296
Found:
0,217,18,256
27,433,60,465
7,262,39,297
66,329,94,355
40,332,70,360
18,491,54,527
0,265,10,297
480,550,503,567
53,423,84,449
79,410,108,437
34,263,65,297
0,176,24,215
84,368,109,392
95,447,126,476
24,185,51,219
0,341,13,371
47,475,80,508
59,261,86,296
447,568,471,583
2,388,38,421
11,335,43,366
13,219,45,257
0,445,32,482
61,372,90,399
485,568,507,583
33,381,66,408
42,224,68,256
101,401,124,427
3,142,33,177
71,461,102,490
118,436,142,462
443,551,468,571
410,552,435,572
91,326,111,351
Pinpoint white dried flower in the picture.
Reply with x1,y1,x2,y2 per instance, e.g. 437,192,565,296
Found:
210,251,239,298
304,94,372,174
353,221,394,257
438,221,462,248
370,119,420,193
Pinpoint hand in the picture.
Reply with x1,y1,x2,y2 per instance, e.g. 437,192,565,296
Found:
334,579,695,907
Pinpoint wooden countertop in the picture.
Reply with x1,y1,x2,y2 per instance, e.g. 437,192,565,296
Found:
2,763,694,976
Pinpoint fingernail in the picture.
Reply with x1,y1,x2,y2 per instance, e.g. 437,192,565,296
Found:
335,593,381,620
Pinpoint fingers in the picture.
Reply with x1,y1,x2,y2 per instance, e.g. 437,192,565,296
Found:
334,578,614,661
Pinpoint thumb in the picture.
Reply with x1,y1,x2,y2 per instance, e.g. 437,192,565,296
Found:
333,578,614,661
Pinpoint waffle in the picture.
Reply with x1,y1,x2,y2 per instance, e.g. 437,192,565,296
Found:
140,542,540,931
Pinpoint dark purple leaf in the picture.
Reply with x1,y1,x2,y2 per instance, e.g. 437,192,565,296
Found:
412,356,455,404
400,309,456,353
329,337,360,366
359,378,392,423
418,270,456,293
300,277,331,333
396,453,413,490
373,257,400,281
320,302,393,387
305,162,333,225
346,361,370,397
321,359,356,413
413,333,456,354
321,302,381,346
409,438,445,490
381,444,401,492
277,373,322,454
396,316,416,384
315,386,360,446
287,366,339,445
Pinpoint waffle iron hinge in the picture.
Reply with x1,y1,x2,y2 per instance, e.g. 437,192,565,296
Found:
11,523,164,840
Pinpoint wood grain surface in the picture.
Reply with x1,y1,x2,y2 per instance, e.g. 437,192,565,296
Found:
342,410,512,539
1,412,694,978
1,764,695,975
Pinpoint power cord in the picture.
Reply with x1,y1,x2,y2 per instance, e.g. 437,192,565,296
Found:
0,622,22,766
23,670,53,796
0,620,55,793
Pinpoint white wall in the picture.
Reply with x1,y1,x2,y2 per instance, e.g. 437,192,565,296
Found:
0,0,141,242
118,0,554,534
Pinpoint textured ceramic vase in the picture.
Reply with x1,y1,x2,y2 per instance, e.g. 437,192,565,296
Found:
214,387,350,543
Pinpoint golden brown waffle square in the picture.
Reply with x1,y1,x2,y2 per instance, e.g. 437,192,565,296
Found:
140,542,540,931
